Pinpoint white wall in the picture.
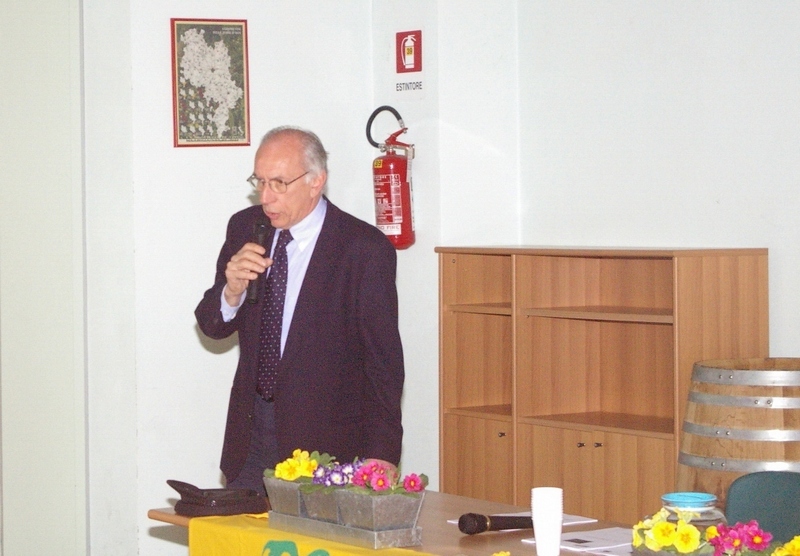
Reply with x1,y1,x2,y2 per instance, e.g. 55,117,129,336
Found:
438,1,522,244
0,0,87,553
518,1,800,355
83,0,138,552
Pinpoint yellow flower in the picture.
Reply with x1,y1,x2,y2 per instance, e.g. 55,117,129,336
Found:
652,521,677,548
673,520,701,554
274,458,301,481
633,523,645,548
645,530,663,552
776,536,800,556
705,525,719,541
492,552,511,556
273,449,319,480
636,506,673,550
643,508,670,528
674,508,700,523
298,457,317,477
293,449,310,461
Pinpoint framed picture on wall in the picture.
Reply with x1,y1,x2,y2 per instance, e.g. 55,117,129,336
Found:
170,18,250,147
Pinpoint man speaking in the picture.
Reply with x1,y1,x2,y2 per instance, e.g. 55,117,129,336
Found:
195,126,405,493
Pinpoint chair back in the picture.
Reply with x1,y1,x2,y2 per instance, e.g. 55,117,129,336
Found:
725,471,800,544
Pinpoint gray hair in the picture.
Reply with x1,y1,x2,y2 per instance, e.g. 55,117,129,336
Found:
260,126,329,179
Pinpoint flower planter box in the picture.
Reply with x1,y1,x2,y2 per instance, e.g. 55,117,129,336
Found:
300,489,340,523
263,477,304,517
334,490,425,531
262,451,428,548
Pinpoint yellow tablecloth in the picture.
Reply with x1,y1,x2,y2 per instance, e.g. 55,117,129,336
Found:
188,513,435,556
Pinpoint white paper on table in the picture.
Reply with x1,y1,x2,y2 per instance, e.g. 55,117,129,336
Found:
447,512,597,526
585,545,634,556
522,527,632,552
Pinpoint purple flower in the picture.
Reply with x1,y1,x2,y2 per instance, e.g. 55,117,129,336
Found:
340,462,356,478
312,466,328,484
329,470,347,486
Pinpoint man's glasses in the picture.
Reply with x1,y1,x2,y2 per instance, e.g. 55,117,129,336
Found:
247,171,309,194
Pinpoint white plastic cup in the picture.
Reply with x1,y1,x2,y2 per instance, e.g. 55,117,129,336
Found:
531,487,563,556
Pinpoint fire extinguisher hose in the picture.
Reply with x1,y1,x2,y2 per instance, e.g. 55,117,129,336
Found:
366,105,405,148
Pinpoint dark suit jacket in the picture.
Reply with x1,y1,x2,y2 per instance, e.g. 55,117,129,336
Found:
195,199,404,482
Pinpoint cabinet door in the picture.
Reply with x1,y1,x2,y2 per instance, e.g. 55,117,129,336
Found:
524,424,599,517
523,424,674,523
598,432,675,525
442,414,513,503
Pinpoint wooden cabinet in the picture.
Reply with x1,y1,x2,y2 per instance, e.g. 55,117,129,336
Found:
437,247,769,524
518,423,675,525
442,414,513,503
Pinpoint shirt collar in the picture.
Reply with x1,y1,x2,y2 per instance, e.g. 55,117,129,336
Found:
286,196,327,252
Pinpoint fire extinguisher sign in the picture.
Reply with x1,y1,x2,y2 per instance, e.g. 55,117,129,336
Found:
393,30,424,98
396,30,422,73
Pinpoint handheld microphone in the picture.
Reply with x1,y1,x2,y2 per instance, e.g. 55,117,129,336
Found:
458,512,533,535
245,219,269,304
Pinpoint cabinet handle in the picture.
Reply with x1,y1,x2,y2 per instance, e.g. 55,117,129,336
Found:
498,432,506,438
594,442,603,448
577,442,586,448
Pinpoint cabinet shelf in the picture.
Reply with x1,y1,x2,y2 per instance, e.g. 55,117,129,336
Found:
520,412,674,439
444,404,512,421
446,302,512,316
522,306,673,324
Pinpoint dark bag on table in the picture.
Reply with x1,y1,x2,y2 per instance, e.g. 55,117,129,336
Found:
167,479,269,517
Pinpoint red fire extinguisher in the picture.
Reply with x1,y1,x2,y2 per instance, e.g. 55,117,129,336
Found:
366,106,415,249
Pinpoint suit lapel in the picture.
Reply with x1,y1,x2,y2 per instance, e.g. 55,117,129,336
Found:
280,200,341,366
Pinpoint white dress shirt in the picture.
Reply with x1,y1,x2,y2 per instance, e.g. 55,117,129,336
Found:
221,197,328,355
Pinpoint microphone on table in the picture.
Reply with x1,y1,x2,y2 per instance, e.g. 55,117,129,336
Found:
246,218,269,304
458,512,533,535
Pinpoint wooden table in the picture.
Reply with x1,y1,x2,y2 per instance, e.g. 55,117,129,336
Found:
149,490,616,555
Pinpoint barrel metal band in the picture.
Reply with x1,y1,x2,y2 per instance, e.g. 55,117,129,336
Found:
692,366,800,386
687,390,800,409
678,452,800,473
682,420,800,441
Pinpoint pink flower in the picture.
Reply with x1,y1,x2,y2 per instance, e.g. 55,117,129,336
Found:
709,525,744,556
725,529,744,553
351,459,424,492
351,462,373,486
741,521,772,551
707,521,777,556
351,466,371,487
370,473,391,491
361,460,381,474
403,474,424,492
372,463,389,476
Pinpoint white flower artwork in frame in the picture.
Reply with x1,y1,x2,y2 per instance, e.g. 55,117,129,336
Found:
170,18,250,147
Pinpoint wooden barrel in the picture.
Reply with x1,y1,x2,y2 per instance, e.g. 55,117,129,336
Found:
676,358,800,508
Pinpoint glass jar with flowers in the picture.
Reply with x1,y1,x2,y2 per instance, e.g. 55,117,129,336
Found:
633,507,774,556
660,493,726,531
